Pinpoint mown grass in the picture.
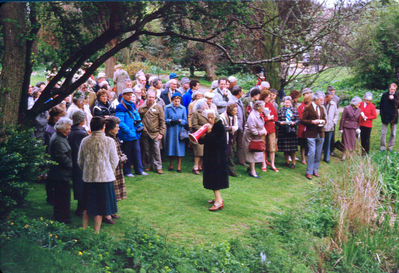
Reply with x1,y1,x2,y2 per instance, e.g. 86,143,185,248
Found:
21,116,398,247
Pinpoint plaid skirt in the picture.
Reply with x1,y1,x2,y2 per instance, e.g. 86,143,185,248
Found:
114,163,126,201
277,130,298,152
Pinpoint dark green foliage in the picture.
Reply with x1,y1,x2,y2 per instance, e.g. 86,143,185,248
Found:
351,3,399,89
373,151,399,199
0,127,50,218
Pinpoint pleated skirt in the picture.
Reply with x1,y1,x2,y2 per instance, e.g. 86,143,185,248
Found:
82,182,117,216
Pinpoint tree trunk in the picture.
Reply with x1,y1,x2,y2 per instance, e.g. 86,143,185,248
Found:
203,43,217,81
0,3,27,130
105,38,117,79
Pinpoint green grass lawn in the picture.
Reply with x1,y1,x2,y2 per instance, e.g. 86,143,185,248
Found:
20,113,398,247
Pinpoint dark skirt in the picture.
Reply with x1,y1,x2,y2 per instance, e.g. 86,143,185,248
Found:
277,130,298,153
82,182,117,216
342,128,357,151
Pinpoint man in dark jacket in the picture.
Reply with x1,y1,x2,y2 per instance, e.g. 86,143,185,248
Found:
48,117,73,223
380,83,398,151
160,79,180,106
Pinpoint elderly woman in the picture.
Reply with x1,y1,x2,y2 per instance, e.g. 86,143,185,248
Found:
220,103,239,176
359,92,377,154
78,117,119,233
44,106,66,149
68,110,88,217
48,117,73,224
244,100,267,178
67,91,91,132
260,90,279,172
198,109,229,211
165,92,188,172
277,96,300,168
93,89,115,117
105,116,128,222
188,91,204,128
339,96,362,160
191,99,209,175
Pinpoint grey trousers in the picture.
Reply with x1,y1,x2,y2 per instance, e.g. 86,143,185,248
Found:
233,129,246,165
380,123,397,151
141,133,163,170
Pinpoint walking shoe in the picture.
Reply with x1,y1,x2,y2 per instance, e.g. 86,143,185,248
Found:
103,217,116,224
138,172,149,176
125,173,135,177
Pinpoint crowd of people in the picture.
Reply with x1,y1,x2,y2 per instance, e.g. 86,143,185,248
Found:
30,64,399,232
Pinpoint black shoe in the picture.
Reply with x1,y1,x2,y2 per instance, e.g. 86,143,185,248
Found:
289,163,295,169
249,173,260,178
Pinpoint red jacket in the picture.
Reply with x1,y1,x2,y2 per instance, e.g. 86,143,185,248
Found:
263,102,278,134
359,102,377,128
297,102,306,138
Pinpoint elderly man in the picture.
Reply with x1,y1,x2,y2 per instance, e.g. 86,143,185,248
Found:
160,78,180,105
138,90,166,174
302,91,326,180
259,81,270,92
204,92,218,113
177,77,190,94
213,77,232,114
297,87,313,164
322,90,339,163
228,76,237,91
151,78,163,98
48,117,73,224
93,72,107,93
229,85,246,166
115,88,148,177
182,80,200,114
380,83,399,151
113,64,130,96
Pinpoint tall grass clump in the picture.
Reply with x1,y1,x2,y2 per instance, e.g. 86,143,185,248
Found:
325,153,399,272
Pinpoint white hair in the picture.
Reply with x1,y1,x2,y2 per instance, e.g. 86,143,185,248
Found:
168,79,178,85
312,91,325,101
228,76,237,83
193,98,208,113
203,109,216,119
54,117,72,132
260,81,270,89
211,80,218,90
350,96,362,105
253,100,265,111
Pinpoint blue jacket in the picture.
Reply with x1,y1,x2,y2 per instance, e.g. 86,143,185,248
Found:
115,98,143,141
182,89,193,114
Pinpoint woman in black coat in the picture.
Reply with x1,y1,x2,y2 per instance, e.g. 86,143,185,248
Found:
48,117,73,224
93,89,115,117
199,109,229,211
67,110,88,216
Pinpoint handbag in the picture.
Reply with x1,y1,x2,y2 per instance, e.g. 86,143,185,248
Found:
283,124,297,135
179,129,189,141
249,138,265,152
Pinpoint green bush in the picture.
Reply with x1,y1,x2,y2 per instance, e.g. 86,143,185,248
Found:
0,127,51,218
373,151,399,199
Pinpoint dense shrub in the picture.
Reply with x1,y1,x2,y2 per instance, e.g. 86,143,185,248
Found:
124,62,150,80
0,127,51,218
350,3,399,90
373,151,399,199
